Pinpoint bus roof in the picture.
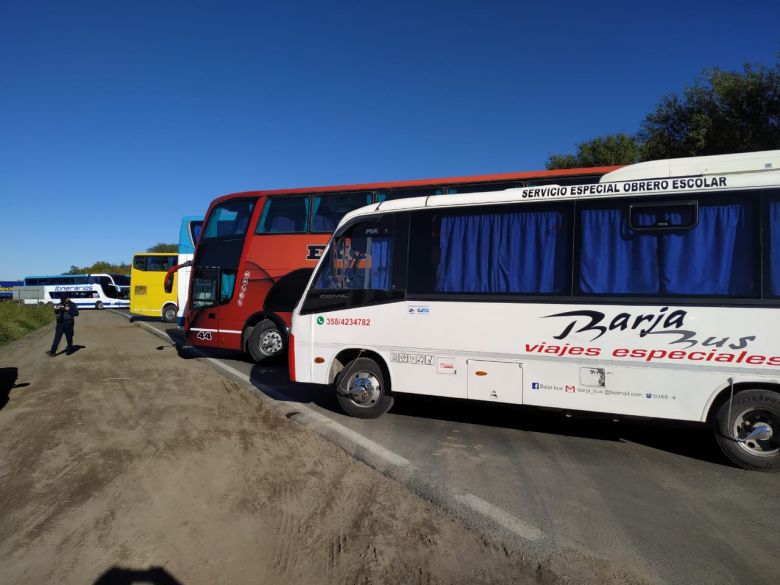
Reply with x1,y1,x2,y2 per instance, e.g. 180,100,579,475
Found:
24,274,88,279
207,165,621,206
604,149,780,183
335,150,780,225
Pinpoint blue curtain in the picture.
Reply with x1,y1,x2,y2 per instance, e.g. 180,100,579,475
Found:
580,209,659,294
580,203,755,296
661,205,754,295
369,238,392,289
770,201,780,296
436,210,567,293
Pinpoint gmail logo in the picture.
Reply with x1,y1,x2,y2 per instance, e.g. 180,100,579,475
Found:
565,385,576,393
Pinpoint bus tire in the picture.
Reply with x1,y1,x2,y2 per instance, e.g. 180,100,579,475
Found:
162,304,178,323
247,320,286,363
95,301,104,310
714,389,779,472
335,357,394,419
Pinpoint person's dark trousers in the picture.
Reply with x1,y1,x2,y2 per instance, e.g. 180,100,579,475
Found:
50,323,75,354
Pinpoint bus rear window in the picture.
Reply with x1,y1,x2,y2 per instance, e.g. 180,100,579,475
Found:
133,256,177,271
203,198,256,239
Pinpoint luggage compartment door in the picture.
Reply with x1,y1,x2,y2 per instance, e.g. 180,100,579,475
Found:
467,360,523,404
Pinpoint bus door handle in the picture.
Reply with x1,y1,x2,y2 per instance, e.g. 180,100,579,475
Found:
208,312,216,319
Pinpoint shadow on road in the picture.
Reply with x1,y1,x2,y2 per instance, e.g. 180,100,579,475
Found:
0,367,29,411
93,566,182,585
58,344,86,356
248,361,730,467
129,316,168,323
394,392,728,465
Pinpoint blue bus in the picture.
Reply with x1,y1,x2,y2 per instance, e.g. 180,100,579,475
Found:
0,281,23,300
176,215,204,323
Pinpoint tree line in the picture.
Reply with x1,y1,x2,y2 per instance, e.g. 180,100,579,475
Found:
546,57,780,169
65,243,177,275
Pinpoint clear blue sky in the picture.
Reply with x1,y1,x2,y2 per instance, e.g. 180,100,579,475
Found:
1,0,778,279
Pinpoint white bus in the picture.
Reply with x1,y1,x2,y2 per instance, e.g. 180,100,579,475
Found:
88,273,131,299
290,150,780,471
18,283,130,309
24,273,130,299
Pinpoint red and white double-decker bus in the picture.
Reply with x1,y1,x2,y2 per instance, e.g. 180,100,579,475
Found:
174,165,620,362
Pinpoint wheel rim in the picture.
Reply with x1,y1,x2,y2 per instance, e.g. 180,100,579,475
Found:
346,371,381,407
260,329,283,355
732,407,779,458
165,308,176,321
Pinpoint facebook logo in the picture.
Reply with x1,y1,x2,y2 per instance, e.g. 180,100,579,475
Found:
531,382,540,390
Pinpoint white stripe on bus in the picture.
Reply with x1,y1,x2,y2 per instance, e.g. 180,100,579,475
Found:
190,328,241,334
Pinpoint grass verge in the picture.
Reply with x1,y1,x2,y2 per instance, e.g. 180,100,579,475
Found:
0,303,55,346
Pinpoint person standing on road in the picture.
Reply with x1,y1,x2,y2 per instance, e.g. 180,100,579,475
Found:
46,296,79,356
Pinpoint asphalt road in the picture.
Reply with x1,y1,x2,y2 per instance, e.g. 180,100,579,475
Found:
132,312,779,585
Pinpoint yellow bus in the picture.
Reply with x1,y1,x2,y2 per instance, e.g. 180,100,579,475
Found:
130,253,179,322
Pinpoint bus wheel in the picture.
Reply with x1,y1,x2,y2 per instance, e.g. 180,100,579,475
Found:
247,321,286,362
95,301,104,310
335,357,394,419
714,389,779,472
162,304,177,323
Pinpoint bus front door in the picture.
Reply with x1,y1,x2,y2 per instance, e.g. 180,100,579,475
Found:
187,268,221,348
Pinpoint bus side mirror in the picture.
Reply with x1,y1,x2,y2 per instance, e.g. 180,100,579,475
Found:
164,261,191,294
164,271,174,294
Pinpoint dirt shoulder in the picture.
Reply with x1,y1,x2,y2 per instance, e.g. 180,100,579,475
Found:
0,311,562,585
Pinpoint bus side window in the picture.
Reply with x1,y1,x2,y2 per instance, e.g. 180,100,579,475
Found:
257,196,310,233
578,197,758,297
769,197,780,297
408,205,570,295
312,193,372,233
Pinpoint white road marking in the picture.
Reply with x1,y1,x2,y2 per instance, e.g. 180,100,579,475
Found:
297,407,411,468
454,493,543,542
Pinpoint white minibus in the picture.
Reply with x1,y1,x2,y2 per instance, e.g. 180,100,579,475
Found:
291,150,780,471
